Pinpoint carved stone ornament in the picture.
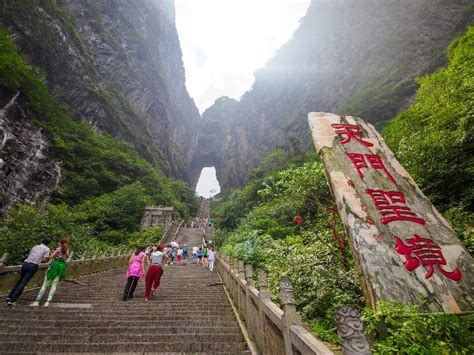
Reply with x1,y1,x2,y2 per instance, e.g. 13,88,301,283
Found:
279,278,296,305
334,305,371,355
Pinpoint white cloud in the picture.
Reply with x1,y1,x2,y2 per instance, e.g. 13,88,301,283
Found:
175,0,311,113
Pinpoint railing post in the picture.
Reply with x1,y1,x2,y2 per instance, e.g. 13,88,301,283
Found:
334,305,371,355
232,258,239,303
223,256,230,290
245,264,254,338
238,261,245,280
245,264,254,287
257,269,270,353
238,261,246,316
0,253,9,270
280,278,301,355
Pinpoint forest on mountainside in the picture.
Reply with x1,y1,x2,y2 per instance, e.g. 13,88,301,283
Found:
212,27,474,353
0,29,199,264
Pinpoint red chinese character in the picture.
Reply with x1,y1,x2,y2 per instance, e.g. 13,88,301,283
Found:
394,235,462,281
366,189,425,225
331,124,373,147
346,153,396,183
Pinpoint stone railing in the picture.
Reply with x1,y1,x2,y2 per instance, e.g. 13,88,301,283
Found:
160,220,183,245
216,256,371,355
170,220,184,243
0,251,130,294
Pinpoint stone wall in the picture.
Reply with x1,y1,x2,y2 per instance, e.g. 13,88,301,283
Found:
139,206,174,231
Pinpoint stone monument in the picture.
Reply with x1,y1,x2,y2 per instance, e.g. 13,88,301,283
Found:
308,112,474,313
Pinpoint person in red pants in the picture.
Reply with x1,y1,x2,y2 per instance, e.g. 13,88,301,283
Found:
145,244,167,302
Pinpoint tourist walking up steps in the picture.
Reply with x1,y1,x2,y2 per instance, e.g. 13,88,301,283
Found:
182,244,189,264
122,246,147,301
30,237,70,307
6,239,51,305
202,245,209,268
145,244,167,302
208,248,216,272
177,248,183,265
197,247,203,265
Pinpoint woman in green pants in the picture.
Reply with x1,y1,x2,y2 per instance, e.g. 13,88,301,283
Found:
31,237,70,307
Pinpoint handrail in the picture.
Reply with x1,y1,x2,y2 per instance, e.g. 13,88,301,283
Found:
216,255,371,355
170,220,184,243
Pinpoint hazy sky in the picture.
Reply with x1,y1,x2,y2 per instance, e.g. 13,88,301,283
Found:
174,0,311,114
195,167,220,197
174,0,310,196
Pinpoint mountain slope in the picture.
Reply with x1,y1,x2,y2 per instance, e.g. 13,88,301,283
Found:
1,0,200,179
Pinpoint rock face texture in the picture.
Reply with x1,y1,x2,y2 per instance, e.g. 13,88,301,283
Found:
1,0,200,179
0,88,60,213
193,0,473,191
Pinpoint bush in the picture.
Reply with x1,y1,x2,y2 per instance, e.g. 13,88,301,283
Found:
362,301,474,354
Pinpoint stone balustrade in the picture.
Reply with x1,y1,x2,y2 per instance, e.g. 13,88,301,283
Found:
216,255,338,355
0,251,130,294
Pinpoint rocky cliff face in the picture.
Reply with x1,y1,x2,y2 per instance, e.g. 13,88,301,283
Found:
194,0,473,192
0,88,61,213
1,0,200,179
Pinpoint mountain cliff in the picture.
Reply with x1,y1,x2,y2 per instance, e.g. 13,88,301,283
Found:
0,0,200,211
194,0,473,192
1,0,199,177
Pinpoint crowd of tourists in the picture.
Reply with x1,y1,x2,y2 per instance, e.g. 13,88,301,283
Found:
5,237,217,306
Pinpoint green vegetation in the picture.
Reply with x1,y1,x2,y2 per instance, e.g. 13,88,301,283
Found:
214,28,474,352
384,26,474,254
0,29,198,264
363,301,474,354
213,150,362,344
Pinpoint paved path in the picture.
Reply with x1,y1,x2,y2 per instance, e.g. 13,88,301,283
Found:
0,228,248,353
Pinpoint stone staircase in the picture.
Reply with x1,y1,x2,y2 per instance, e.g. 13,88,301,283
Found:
0,229,250,354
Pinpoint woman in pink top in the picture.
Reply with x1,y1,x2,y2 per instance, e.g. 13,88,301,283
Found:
122,246,147,301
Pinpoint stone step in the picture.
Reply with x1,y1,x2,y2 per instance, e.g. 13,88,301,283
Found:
0,319,240,328
0,341,249,353
0,333,245,343
0,351,251,355
5,304,232,311
0,313,238,321
0,325,242,335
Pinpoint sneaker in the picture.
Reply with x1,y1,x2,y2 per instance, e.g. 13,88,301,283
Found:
145,298,149,302
43,301,50,307
7,301,16,306
30,301,39,307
